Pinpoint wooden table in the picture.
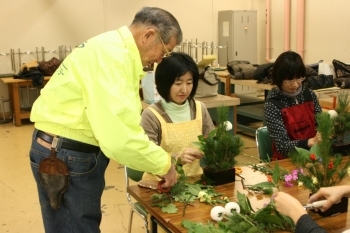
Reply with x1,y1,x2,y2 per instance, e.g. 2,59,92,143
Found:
142,94,240,135
1,76,50,126
215,70,273,97
127,159,350,233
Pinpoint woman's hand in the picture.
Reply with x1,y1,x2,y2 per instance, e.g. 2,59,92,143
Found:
175,148,203,165
273,192,307,224
308,131,321,148
309,186,350,212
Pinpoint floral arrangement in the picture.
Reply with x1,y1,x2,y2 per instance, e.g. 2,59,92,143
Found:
251,109,350,192
182,167,295,233
251,92,350,191
193,105,244,171
290,111,350,193
148,158,295,232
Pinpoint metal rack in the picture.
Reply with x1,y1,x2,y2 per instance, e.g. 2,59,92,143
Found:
0,45,72,75
0,46,72,114
173,39,228,66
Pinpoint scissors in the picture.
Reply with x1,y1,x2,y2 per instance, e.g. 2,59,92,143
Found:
138,178,171,193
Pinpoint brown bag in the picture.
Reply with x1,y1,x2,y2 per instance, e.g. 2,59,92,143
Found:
195,66,220,97
38,144,69,209
38,57,62,76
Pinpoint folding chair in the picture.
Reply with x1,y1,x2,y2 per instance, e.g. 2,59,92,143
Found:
255,126,273,162
124,166,149,233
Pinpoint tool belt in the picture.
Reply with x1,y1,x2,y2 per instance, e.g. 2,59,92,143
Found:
36,130,100,209
36,130,100,153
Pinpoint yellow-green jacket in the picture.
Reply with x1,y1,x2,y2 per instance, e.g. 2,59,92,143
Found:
30,26,171,175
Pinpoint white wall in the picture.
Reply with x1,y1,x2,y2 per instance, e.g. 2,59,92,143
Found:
1,0,350,99
269,0,350,63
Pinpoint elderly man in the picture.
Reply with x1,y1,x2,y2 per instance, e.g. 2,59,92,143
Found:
29,7,182,233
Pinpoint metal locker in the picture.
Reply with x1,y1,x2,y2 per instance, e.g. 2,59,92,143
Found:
218,10,257,66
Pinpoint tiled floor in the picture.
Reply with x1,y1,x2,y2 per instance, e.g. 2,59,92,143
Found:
0,120,258,233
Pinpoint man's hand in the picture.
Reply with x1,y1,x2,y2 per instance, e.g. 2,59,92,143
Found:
160,164,177,189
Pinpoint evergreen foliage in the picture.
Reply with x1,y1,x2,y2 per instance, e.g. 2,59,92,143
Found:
332,91,350,145
194,106,244,171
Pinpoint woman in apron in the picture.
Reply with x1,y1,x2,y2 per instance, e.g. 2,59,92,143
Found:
140,52,215,180
264,51,322,160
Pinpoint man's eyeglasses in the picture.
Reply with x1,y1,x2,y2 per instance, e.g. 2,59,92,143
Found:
283,77,306,85
155,30,171,58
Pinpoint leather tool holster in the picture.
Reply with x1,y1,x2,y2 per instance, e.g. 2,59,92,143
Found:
38,137,69,209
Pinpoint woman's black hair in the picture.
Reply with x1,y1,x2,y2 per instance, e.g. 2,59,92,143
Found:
272,51,306,89
155,52,199,102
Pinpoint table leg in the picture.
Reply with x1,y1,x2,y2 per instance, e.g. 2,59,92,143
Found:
150,216,172,233
233,106,237,135
228,106,237,135
332,96,337,109
9,83,22,126
150,216,158,233
218,82,225,95
225,77,231,96
225,77,237,97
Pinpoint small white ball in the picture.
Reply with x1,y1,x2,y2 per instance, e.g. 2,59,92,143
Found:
224,202,241,216
328,110,338,118
224,121,233,131
210,206,225,221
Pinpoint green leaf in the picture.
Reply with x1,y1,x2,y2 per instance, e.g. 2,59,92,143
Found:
181,220,222,233
193,141,202,147
278,213,295,229
187,184,202,196
253,205,283,225
237,191,252,214
273,162,280,186
174,192,196,203
217,221,228,229
181,219,197,229
254,204,272,217
309,143,319,155
162,203,178,214
209,128,218,137
151,202,166,208
176,164,185,175
245,196,255,213
260,215,283,225
295,147,312,159
151,193,165,200
250,181,276,189
197,135,205,142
